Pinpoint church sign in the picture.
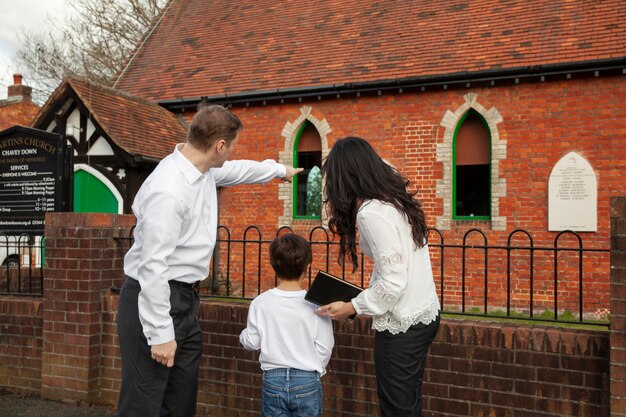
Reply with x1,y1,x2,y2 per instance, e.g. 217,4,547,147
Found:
0,126,72,234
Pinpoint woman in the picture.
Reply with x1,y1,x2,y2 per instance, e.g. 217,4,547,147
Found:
317,136,440,417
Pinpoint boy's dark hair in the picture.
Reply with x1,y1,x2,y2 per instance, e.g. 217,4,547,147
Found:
269,234,312,280
187,104,243,151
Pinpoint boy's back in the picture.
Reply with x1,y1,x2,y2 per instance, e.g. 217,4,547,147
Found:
240,287,333,375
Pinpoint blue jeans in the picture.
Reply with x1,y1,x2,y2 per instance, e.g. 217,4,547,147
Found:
262,368,322,417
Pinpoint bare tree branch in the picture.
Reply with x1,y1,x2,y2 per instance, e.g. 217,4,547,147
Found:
14,0,167,103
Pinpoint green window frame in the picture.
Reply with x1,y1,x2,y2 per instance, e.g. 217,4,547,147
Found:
452,110,491,220
292,122,322,220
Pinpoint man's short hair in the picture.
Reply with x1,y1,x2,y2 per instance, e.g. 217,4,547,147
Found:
269,234,312,280
187,104,243,151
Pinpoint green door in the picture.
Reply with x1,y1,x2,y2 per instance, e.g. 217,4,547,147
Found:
73,169,119,213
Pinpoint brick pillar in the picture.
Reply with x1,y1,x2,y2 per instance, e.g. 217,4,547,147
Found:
41,212,134,403
611,197,626,417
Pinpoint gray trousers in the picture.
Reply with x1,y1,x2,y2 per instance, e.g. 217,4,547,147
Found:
117,277,202,417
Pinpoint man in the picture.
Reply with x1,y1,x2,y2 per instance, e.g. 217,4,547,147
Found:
117,104,302,417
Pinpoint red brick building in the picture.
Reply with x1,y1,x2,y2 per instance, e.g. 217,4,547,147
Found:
108,0,626,317
27,0,625,316
0,74,39,130
3,4,626,413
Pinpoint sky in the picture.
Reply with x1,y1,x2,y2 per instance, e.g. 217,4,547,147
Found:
0,0,68,100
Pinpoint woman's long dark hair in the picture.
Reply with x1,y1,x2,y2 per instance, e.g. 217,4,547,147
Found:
322,136,428,272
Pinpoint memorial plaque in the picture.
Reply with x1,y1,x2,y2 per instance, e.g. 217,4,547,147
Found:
548,151,597,232
0,126,72,234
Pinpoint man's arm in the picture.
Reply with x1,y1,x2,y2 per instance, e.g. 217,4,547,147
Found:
212,159,302,187
135,189,184,366
283,165,302,182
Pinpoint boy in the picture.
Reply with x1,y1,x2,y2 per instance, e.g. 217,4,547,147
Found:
240,233,334,417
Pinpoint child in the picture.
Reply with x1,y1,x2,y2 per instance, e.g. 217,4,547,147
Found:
240,233,334,417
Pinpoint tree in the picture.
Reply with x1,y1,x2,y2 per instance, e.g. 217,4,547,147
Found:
15,0,168,103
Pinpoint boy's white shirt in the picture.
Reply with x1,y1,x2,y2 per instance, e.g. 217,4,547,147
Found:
240,288,334,375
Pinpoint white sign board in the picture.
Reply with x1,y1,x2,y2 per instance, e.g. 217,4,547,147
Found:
548,152,597,232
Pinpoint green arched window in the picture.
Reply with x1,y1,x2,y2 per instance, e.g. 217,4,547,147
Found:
293,121,322,219
453,111,491,219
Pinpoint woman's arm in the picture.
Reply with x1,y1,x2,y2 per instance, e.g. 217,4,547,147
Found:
316,300,356,320
351,208,408,316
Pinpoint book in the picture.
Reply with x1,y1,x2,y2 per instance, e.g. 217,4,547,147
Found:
305,270,363,306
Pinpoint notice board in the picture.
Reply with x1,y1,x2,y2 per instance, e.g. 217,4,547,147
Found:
0,126,72,234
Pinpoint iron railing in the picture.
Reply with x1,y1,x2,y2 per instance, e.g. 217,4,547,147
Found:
207,226,610,326
0,233,45,296
118,225,610,326
8,225,608,327
427,228,610,326
208,225,368,298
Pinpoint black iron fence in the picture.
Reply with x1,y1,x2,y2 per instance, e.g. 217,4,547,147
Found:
427,228,610,326
4,225,610,327
0,233,45,296
208,225,368,297
204,226,610,327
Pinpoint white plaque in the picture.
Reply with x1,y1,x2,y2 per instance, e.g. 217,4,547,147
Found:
548,152,597,231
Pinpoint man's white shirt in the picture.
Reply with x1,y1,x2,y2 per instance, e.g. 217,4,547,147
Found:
124,144,286,345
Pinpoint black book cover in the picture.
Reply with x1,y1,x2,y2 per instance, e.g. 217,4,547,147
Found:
305,270,363,306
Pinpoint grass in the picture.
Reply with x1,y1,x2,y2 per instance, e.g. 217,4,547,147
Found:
204,295,251,304
443,307,609,331
205,296,609,331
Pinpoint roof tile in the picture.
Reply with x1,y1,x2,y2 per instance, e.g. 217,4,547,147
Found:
115,0,626,101
33,77,186,159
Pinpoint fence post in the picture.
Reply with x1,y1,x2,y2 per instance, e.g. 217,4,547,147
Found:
40,212,134,404
611,197,626,417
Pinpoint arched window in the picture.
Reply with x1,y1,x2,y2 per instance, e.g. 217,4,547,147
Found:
293,121,322,219
453,111,491,219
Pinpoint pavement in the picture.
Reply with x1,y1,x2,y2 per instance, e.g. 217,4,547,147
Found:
0,392,115,417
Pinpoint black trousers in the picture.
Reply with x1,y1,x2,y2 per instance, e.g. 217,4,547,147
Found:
117,277,202,417
374,315,440,417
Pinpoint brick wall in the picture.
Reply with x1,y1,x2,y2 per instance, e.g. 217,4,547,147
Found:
40,212,134,404
97,296,609,417
0,267,43,294
0,290,611,416
0,297,42,393
428,321,609,417
210,76,626,242
611,197,626,416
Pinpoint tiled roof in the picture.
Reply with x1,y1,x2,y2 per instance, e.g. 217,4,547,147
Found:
114,0,626,101
33,77,186,159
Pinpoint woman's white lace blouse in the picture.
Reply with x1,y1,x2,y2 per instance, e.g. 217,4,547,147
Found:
351,199,440,334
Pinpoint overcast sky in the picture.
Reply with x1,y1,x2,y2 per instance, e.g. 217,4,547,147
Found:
0,0,68,100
